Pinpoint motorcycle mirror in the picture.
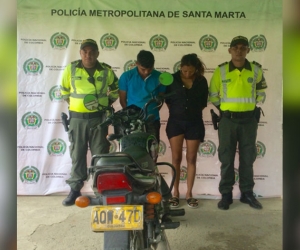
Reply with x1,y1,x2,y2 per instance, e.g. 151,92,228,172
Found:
159,72,173,86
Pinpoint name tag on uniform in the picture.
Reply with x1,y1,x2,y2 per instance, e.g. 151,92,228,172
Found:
222,79,231,83
72,76,82,80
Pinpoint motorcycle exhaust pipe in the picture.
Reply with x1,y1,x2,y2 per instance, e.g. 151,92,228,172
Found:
168,208,185,217
161,221,180,229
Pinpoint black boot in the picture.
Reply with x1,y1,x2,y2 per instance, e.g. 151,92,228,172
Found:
240,191,263,209
218,192,233,210
62,189,81,206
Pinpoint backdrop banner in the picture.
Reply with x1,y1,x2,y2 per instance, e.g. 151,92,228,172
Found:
17,0,282,199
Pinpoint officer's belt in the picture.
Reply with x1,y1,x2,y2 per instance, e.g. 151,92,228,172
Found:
221,110,254,119
69,111,104,119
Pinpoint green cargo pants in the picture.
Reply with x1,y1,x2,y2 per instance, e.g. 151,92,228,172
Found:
217,116,258,194
66,115,110,191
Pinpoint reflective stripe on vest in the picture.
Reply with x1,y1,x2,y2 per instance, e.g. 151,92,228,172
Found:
219,64,258,104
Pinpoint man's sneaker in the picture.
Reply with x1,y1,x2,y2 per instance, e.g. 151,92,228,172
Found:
240,191,263,209
218,192,233,210
62,189,81,206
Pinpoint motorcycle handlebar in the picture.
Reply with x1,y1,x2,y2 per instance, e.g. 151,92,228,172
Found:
142,92,175,120
143,98,161,120
98,117,113,128
95,92,175,130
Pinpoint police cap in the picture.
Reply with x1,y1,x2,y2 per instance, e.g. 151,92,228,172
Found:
80,39,98,50
230,36,249,47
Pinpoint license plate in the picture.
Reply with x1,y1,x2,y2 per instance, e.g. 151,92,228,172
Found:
91,205,143,231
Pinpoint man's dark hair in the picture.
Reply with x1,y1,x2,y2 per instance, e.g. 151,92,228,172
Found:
136,50,155,68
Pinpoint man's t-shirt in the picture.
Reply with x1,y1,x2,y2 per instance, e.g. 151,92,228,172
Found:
119,67,165,120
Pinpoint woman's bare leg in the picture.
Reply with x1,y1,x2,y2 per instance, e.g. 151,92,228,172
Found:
185,139,201,199
169,134,184,198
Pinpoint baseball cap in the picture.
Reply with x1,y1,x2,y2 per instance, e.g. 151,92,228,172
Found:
230,36,249,47
80,39,98,50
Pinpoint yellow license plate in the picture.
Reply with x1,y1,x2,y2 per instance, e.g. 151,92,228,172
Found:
91,205,143,231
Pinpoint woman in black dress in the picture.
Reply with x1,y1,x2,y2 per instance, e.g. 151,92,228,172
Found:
165,53,208,209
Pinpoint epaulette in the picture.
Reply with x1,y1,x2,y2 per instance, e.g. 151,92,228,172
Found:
71,60,80,65
252,61,262,67
218,62,228,67
101,62,112,69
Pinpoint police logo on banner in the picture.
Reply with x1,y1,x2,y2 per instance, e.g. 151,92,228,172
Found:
199,35,218,52
109,140,118,153
149,34,168,51
256,141,266,158
249,35,267,52
158,140,166,156
180,166,188,181
23,58,43,75
100,33,119,50
198,140,216,157
22,111,42,129
47,139,67,156
234,168,239,185
50,32,69,49
49,85,63,102
20,166,40,184
123,60,136,72
173,61,181,73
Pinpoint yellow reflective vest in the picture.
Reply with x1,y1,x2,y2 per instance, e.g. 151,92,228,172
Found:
209,60,267,112
60,60,119,112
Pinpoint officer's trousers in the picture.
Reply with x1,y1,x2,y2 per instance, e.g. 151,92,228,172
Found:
217,116,258,194
66,116,110,191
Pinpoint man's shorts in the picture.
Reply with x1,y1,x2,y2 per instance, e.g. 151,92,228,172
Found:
166,117,205,141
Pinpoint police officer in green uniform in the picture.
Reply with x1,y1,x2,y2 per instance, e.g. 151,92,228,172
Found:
209,36,267,210
60,39,119,206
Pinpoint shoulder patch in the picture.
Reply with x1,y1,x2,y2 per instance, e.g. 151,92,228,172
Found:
71,60,80,65
71,60,81,69
101,62,112,69
252,61,262,67
218,62,228,67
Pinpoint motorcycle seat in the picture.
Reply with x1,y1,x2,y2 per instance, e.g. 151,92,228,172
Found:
123,145,156,171
124,164,156,189
94,155,133,167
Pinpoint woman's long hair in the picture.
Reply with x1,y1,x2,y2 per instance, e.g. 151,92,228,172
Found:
180,53,206,79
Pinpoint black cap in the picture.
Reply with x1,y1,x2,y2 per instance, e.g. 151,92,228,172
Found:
230,36,249,47
80,39,98,50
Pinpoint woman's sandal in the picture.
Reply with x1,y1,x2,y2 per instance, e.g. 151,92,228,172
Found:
186,197,199,209
169,197,180,208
